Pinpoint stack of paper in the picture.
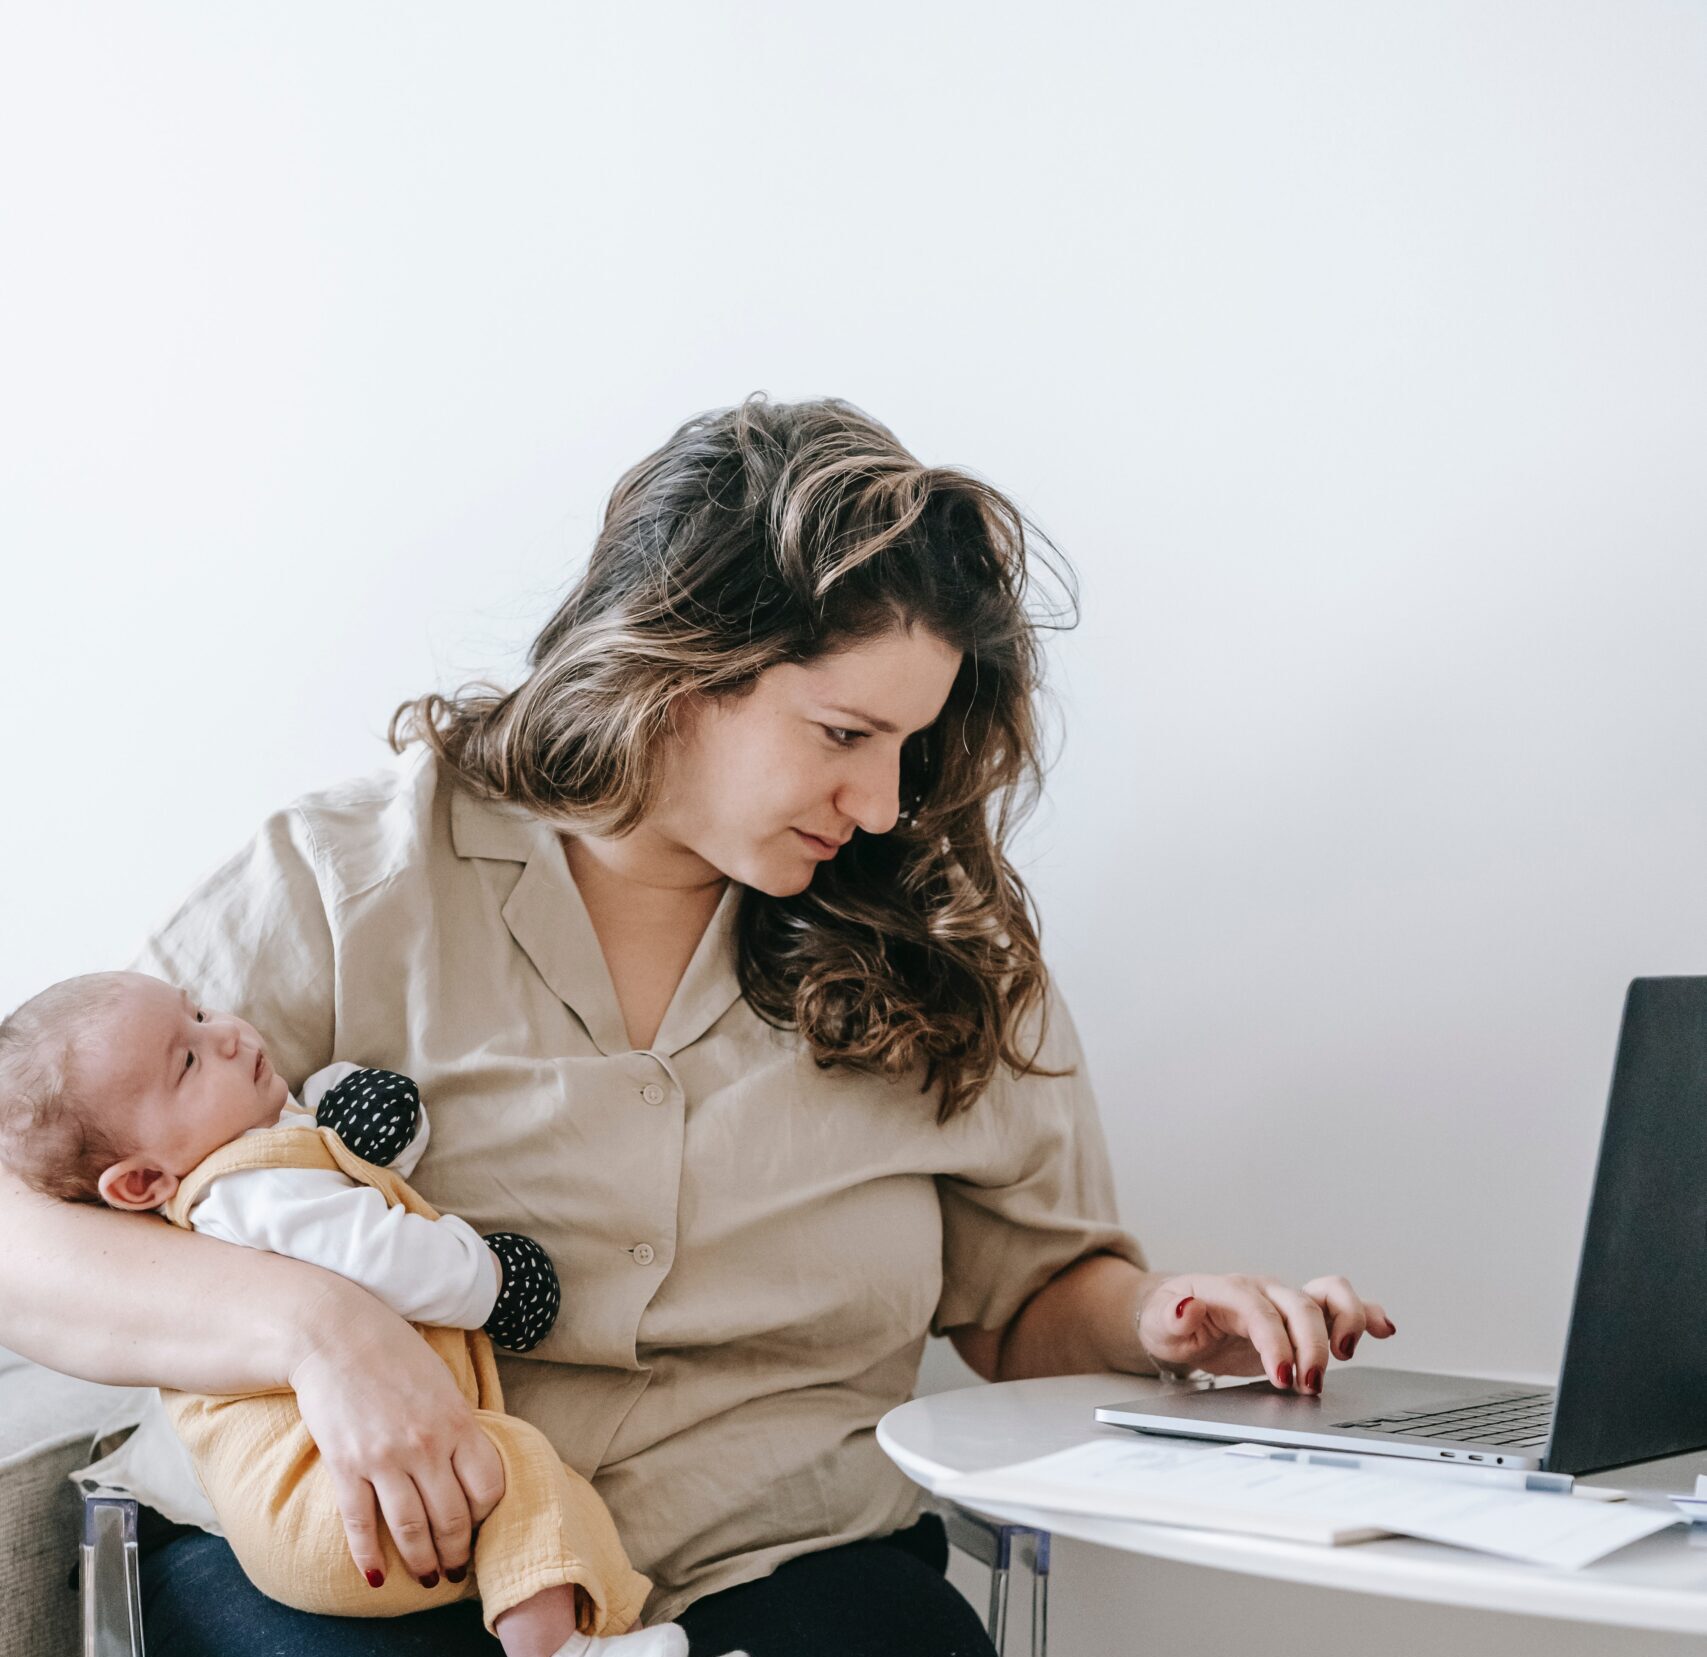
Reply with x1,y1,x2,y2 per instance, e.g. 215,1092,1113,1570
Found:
935,1439,1679,1569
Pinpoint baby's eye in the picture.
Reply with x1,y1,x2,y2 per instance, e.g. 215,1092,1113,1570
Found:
195,1010,205,1023
184,1049,195,1071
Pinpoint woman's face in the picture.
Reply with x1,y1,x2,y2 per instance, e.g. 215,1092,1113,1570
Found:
651,624,963,897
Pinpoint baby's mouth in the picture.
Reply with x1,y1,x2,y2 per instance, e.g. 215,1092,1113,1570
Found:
254,1049,268,1084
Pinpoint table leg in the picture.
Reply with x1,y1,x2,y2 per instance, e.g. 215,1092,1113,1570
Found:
1030,1530,1051,1657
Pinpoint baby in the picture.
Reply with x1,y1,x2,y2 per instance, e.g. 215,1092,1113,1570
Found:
0,970,698,1657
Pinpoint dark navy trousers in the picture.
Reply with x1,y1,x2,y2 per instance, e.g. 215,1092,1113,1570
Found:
140,1511,998,1657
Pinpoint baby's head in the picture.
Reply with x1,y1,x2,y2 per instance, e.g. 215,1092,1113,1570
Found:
0,971,289,1210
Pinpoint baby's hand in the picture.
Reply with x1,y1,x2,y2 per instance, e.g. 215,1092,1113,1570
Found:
314,1068,420,1167
481,1232,561,1352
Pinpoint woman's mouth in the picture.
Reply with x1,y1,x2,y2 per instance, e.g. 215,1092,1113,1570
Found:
793,829,844,859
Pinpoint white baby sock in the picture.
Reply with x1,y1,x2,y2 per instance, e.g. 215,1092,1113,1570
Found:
552,1623,697,1657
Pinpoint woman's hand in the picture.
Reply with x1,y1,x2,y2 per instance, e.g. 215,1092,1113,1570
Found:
1137,1273,1396,1393
289,1285,507,1588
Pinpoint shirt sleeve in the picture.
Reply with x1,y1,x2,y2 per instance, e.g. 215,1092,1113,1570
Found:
932,991,1145,1335
188,1160,502,1329
129,807,337,1093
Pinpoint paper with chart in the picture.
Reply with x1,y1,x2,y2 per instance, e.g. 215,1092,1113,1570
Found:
936,1438,1679,1568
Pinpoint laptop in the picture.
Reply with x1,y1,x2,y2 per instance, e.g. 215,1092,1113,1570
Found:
1096,976,1707,1478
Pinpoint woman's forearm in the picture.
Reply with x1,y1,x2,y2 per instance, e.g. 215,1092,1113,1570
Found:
992,1253,1169,1381
0,1167,368,1391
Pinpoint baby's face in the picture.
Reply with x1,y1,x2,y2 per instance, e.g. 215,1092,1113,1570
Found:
86,972,291,1210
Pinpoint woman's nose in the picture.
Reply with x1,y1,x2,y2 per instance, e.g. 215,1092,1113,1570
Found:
836,750,901,837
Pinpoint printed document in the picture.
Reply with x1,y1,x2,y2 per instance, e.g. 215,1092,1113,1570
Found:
936,1438,1677,1568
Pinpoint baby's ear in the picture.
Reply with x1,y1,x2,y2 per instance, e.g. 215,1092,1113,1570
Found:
97,1159,179,1212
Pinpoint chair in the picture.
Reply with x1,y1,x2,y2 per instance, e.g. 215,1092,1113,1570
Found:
0,1345,147,1657
81,1496,144,1657
78,1490,1050,1657
934,1499,1051,1657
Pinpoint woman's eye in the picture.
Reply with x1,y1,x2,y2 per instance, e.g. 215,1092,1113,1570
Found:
822,726,862,747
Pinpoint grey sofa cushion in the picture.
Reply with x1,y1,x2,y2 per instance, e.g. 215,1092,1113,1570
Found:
0,1346,148,1657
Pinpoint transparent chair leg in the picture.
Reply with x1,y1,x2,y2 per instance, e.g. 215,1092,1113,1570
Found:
936,1500,1051,1657
82,1494,146,1657
987,1552,1011,1653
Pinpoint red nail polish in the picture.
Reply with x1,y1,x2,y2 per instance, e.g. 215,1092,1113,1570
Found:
1305,1367,1322,1393
446,1565,467,1584
365,1569,384,1589
419,1572,439,1589
1276,1361,1293,1389
1175,1297,1194,1320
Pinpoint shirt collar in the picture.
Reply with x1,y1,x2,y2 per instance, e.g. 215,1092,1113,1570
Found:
451,785,744,1057
450,785,542,863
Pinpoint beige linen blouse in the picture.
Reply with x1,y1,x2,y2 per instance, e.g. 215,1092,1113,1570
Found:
134,749,1142,1620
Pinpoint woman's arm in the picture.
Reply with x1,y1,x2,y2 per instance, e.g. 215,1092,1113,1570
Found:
950,1252,1395,1392
0,1168,332,1388
0,1169,506,1589
948,1254,1160,1382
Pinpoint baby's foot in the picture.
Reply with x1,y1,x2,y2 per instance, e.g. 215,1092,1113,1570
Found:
552,1624,699,1657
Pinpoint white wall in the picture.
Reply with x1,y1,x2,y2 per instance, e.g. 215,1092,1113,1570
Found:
5,4,1705,1651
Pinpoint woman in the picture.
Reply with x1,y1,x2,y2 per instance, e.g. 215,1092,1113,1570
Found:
1,394,1392,1656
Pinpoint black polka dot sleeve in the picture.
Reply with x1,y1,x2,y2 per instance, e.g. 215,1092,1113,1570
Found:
481,1232,562,1352
313,1068,421,1168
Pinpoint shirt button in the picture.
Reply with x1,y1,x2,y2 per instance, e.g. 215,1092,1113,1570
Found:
631,1243,656,1266
640,1083,666,1105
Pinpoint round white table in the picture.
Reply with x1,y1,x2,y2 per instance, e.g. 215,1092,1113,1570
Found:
878,1372,1707,1639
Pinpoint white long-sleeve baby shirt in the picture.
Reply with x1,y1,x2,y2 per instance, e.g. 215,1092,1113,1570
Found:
186,1061,502,1329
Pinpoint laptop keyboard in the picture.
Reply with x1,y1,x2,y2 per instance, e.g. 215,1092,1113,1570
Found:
1332,1389,1555,1450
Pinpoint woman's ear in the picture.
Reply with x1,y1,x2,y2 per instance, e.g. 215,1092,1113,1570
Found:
96,1158,179,1212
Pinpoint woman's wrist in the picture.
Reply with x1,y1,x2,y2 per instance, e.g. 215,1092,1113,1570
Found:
1111,1267,1206,1378
1115,1268,1165,1374
992,1254,1164,1380
282,1272,399,1390
1123,1269,1188,1376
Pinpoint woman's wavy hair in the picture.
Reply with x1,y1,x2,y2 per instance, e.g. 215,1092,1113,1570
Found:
391,394,1076,1119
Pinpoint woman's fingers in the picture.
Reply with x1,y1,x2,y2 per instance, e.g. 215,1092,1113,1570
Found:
324,1433,501,1589
1262,1283,1333,1392
290,1295,507,1586
1141,1280,1220,1365
369,1470,443,1586
1143,1273,1397,1391
450,1427,507,1527
1149,1277,1297,1387
1213,1281,1301,1387
412,1459,476,1582
1302,1274,1370,1361
326,1465,389,1589
1301,1276,1396,1358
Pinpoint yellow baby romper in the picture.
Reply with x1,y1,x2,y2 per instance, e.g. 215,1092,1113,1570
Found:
159,1117,652,1636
